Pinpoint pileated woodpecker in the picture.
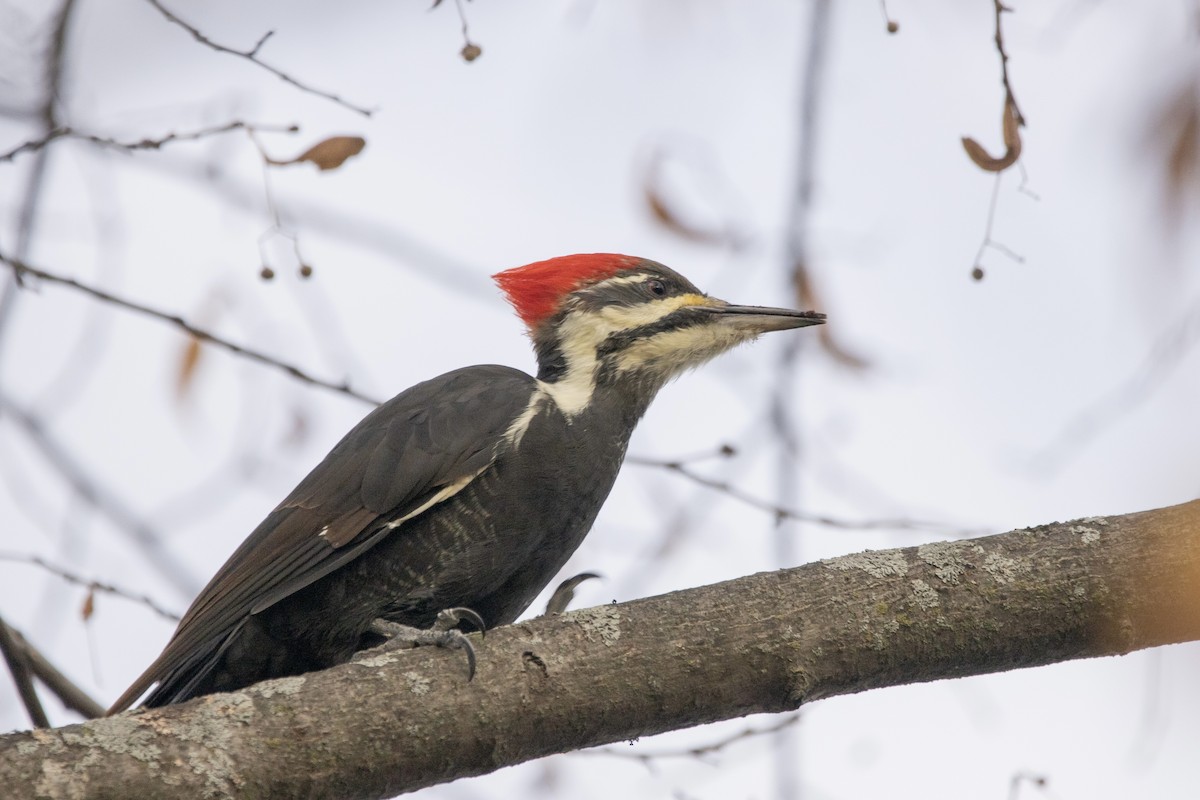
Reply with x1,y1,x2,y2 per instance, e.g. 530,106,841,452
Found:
108,253,824,712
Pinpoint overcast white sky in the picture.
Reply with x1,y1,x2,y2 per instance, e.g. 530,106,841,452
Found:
1,1,1198,798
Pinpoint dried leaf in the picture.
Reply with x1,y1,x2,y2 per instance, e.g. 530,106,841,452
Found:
962,99,1022,173
1145,76,1200,230
1002,97,1021,151
267,136,366,171
793,263,869,370
174,287,230,404
176,336,203,400
643,148,738,247
81,587,95,622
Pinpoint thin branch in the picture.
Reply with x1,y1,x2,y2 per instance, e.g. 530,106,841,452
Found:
992,0,1024,126
878,0,900,34
773,7,832,796
0,552,180,622
1008,772,1050,800
0,253,381,406
3,623,105,720
584,713,803,765
0,0,79,362
966,1,1029,280
0,120,299,164
0,393,200,596
628,457,979,535
143,0,374,117
970,172,1026,280
0,615,49,728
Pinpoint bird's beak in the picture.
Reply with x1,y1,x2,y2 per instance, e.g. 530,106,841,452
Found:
693,301,826,334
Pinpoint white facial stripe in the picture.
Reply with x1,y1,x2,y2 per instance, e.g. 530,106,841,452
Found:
540,293,726,417
539,309,607,416
594,293,715,329
591,274,648,289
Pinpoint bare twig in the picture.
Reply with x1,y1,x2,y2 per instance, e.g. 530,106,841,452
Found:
0,252,381,406
583,714,803,765
0,121,299,164
434,0,482,61
878,0,899,33
128,150,491,300
0,393,200,596
0,0,79,362
966,1,1030,279
143,0,374,117
247,130,311,277
0,552,180,622
1008,772,1050,800
3,624,105,719
969,173,1026,280
992,0,1024,126
773,5,832,795
0,616,49,728
629,457,977,535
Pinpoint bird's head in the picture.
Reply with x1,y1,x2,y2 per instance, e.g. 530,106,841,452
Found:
494,254,824,415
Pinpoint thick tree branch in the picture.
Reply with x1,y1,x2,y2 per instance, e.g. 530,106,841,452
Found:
2,500,1197,798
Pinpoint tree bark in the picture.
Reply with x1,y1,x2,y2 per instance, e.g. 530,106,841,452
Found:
3,500,1198,800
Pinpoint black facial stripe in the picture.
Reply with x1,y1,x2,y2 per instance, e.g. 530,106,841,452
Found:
595,307,710,361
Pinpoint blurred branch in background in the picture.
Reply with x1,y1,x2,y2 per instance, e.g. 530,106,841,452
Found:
0,393,201,596
1145,68,1200,235
579,713,803,768
0,552,181,622
0,0,78,363
0,253,382,405
142,0,375,117
1008,772,1051,800
771,1,835,799
629,451,983,535
132,151,492,300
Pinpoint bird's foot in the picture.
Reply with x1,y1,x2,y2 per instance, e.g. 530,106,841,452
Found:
544,571,602,614
364,607,486,680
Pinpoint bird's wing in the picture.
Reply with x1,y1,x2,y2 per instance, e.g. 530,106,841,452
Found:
109,365,538,712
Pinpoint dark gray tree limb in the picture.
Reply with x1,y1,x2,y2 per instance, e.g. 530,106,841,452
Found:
2,500,1197,799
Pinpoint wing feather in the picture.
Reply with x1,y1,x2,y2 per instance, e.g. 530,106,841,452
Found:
109,365,537,712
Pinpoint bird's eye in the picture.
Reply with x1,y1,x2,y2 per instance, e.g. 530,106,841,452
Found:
646,279,667,297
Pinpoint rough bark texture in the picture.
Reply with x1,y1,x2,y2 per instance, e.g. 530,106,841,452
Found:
3,500,1198,799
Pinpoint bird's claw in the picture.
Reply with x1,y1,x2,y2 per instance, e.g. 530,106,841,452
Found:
367,607,486,680
433,606,486,636
544,571,602,614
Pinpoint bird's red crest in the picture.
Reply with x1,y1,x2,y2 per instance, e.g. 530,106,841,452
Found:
493,254,640,329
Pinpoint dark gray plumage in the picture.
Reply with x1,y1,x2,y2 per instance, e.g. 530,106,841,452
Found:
108,254,823,713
